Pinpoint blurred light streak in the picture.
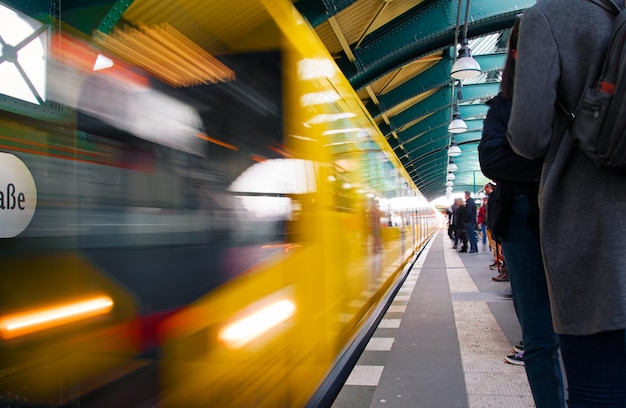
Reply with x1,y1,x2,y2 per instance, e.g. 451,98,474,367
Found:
0,295,113,339
218,299,295,349
297,58,337,80
52,32,148,88
300,91,340,106
322,127,364,136
249,154,268,163
267,144,293,158
196,132,238,151
239,196,292,220
93,54,114,71
228,158,317,195
0,143,112,166
93,23,235,87
261,243,302,252
0,134,111,159
305,112,356,125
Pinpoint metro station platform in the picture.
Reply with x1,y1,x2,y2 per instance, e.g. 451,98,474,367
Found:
332,231,535,408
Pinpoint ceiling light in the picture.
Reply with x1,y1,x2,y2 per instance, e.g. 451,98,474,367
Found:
448,141,462,157
445,181,454,187
448,158,458,172
448,112,467,133
446,173,456,181
450,0,482,80
451,43,481,79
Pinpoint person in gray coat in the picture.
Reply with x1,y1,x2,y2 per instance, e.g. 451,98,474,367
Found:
507,0,626,405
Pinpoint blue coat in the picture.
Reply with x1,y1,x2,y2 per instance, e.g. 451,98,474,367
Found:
478,93,542,239
463,196,477,225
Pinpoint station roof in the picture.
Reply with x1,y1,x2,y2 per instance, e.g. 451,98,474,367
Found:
294,0,534,200
4,0,535,201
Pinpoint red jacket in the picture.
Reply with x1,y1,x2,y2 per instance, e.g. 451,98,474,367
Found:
477,205,486,225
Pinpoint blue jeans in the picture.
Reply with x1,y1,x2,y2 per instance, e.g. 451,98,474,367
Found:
464,222,478,252
501,195,565,408
560,329,626,407
481,223,487,245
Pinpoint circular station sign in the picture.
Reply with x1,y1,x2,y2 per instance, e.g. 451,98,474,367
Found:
0,153,37,238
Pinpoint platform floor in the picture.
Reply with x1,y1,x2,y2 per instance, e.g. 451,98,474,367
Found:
332,230,535,408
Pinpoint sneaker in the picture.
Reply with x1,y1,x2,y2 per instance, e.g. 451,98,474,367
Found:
492,273,509,282
489,261,501,270
504,352,524,366
512,341,524,353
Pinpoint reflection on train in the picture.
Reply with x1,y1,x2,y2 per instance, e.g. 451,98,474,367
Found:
0,0,437,406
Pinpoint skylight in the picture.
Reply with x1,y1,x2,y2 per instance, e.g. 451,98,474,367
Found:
0,4,47,104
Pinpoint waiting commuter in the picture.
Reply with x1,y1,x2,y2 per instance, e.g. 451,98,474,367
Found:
478,19,565,408
462,191,478,253
477,197,488,248
483,182,501,268
507,2,626,406
446,204,456,241
453,198,467,252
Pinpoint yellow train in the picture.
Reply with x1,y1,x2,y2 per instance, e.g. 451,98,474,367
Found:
0,0,437,406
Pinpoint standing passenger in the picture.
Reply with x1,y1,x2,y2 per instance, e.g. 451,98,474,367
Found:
453,198,467,252
477,197,488,248
478,19,565,408
507,1,626,406
463,191,478,253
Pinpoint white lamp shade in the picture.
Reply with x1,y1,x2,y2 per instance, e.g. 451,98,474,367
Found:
451,56,482,79
446,187,453,193
446,173,456,181
447,162,458,172
448,145,462,156
448,117,468,133
445,181,454,187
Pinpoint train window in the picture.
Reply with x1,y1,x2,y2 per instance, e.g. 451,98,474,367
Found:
0,3,47,104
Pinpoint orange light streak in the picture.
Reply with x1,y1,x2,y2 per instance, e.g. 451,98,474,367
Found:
218,299,295,349
52,32,148,87
196,132,239,151
0,295,114,339
261,243,302,252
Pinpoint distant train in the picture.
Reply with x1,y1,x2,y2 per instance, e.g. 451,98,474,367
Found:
0,0,437,406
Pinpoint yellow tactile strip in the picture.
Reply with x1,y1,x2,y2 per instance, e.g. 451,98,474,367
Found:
444,233,535,407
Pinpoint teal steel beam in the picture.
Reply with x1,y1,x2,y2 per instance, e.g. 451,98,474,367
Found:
96,0,134,34
396,110,450,144
376,56,453,112
458,82,500,103
294,0,358,28
459,104,489,119
389,87,450,131
336,0,533,90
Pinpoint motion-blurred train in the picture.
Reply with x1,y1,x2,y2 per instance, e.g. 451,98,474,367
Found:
0,0,437,406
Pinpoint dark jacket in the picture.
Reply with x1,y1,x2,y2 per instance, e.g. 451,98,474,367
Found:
479,93,542,183
463,197,477,225
478,93,543,239
453,204,465,231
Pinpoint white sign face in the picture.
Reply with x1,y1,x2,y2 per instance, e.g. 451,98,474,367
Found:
0,153,37,238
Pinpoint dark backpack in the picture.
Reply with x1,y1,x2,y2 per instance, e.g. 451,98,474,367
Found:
561,0,626,173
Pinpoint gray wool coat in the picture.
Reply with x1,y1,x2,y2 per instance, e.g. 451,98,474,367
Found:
508,0,626,336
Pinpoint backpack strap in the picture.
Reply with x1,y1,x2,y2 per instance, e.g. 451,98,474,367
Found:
558,0,623,122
